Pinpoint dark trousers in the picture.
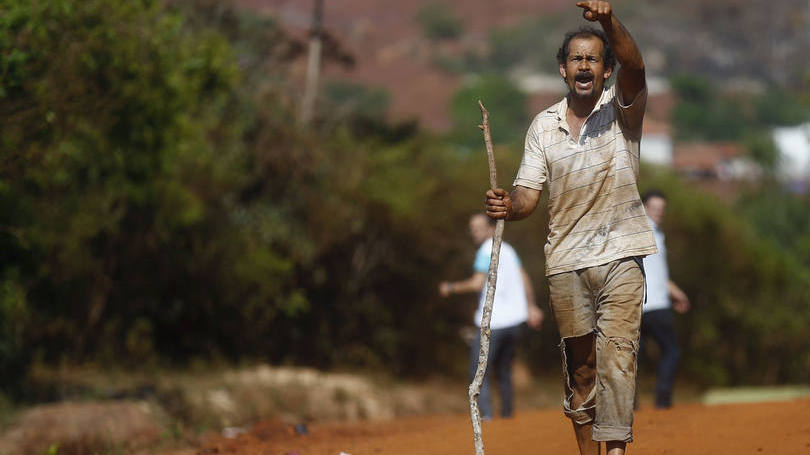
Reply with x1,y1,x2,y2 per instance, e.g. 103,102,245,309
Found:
639,308,681,408
469,324,522,418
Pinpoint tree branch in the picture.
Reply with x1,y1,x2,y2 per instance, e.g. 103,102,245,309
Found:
469,100,505,455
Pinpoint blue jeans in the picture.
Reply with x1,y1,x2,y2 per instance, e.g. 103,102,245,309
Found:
469,324,522,419
639,308,681,408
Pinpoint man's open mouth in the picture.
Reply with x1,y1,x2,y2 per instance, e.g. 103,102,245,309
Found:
574,72,594,90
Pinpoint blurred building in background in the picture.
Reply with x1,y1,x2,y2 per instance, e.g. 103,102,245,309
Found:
773,122,810,192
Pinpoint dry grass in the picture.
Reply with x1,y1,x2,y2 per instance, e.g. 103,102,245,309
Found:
1,363,583,454
0,401,162,455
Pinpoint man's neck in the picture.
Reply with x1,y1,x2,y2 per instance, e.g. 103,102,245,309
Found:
567,93,599,119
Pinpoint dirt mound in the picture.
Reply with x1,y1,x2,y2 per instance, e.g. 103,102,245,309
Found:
22,365,474,435
0,401,162,455
170,365,474,427
197,398,810,454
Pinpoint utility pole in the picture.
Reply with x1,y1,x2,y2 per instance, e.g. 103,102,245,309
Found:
300,0,324,124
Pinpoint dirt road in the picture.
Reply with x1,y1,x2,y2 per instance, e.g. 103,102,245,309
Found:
200,398,809,455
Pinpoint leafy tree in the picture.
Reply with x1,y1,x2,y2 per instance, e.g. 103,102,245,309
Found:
753,86,810,126
742,131,779,174
670,74,810,142
449,74,529,149
325,82,391,120
669,74,746,141
0,0,251,371
487,14,575,74
415,2,464,41
0,0,498,386
736,187,810,268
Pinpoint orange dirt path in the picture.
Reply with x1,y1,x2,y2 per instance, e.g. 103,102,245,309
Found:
200,399,809,455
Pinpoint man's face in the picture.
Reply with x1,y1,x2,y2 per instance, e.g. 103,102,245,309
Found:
644,196,667,226
559,36,612,100
469,215,493,245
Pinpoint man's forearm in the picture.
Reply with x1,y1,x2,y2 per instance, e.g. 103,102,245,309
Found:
507,192,533,221
449,273,487,294
521,268,536,305
506,186,541,221
600,14,643,71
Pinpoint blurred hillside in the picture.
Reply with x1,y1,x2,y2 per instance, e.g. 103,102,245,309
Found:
240,0,810,130
235,0,571,129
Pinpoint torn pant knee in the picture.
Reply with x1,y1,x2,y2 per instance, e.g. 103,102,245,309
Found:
560,337,597,425
563,382,596,424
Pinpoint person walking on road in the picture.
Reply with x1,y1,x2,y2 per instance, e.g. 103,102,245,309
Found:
439,213,543,420
639,190,690,409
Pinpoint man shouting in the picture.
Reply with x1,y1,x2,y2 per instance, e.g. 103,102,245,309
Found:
485,2,656,454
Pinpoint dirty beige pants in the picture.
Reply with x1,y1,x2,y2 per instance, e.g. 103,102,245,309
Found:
548,257,644,443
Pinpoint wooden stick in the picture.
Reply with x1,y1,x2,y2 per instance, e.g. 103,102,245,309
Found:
469,100,505,455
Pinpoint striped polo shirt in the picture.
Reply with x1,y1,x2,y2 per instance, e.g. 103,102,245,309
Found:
514,85,657,276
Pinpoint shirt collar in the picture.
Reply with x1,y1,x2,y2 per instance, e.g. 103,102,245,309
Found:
552,86,614,124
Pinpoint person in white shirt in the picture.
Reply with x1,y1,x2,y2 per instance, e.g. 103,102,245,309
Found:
439,213,543,419
640,190,690,408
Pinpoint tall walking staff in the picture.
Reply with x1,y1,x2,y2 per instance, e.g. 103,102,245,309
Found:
469,100,504,455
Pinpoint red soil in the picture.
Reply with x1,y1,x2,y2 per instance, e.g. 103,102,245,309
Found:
199,398,809,454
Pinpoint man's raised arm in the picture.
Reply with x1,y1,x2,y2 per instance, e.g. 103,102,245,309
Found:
577,1,645,103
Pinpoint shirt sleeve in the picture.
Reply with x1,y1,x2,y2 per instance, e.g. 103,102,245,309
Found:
473,244,490,273
513,116,548,190
474,242,521,273
613,84,647,141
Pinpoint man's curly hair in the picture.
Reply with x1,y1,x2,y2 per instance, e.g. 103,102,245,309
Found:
556,26,616,70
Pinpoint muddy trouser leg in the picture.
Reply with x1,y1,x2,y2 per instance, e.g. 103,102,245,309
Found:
548,269,598,427
592,258,644,442
549,258,644,443
635,318,649,410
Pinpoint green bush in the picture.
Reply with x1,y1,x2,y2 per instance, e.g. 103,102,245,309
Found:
670,74,810,142
449,74,529,149
415,2,464,41
0,0,493,385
